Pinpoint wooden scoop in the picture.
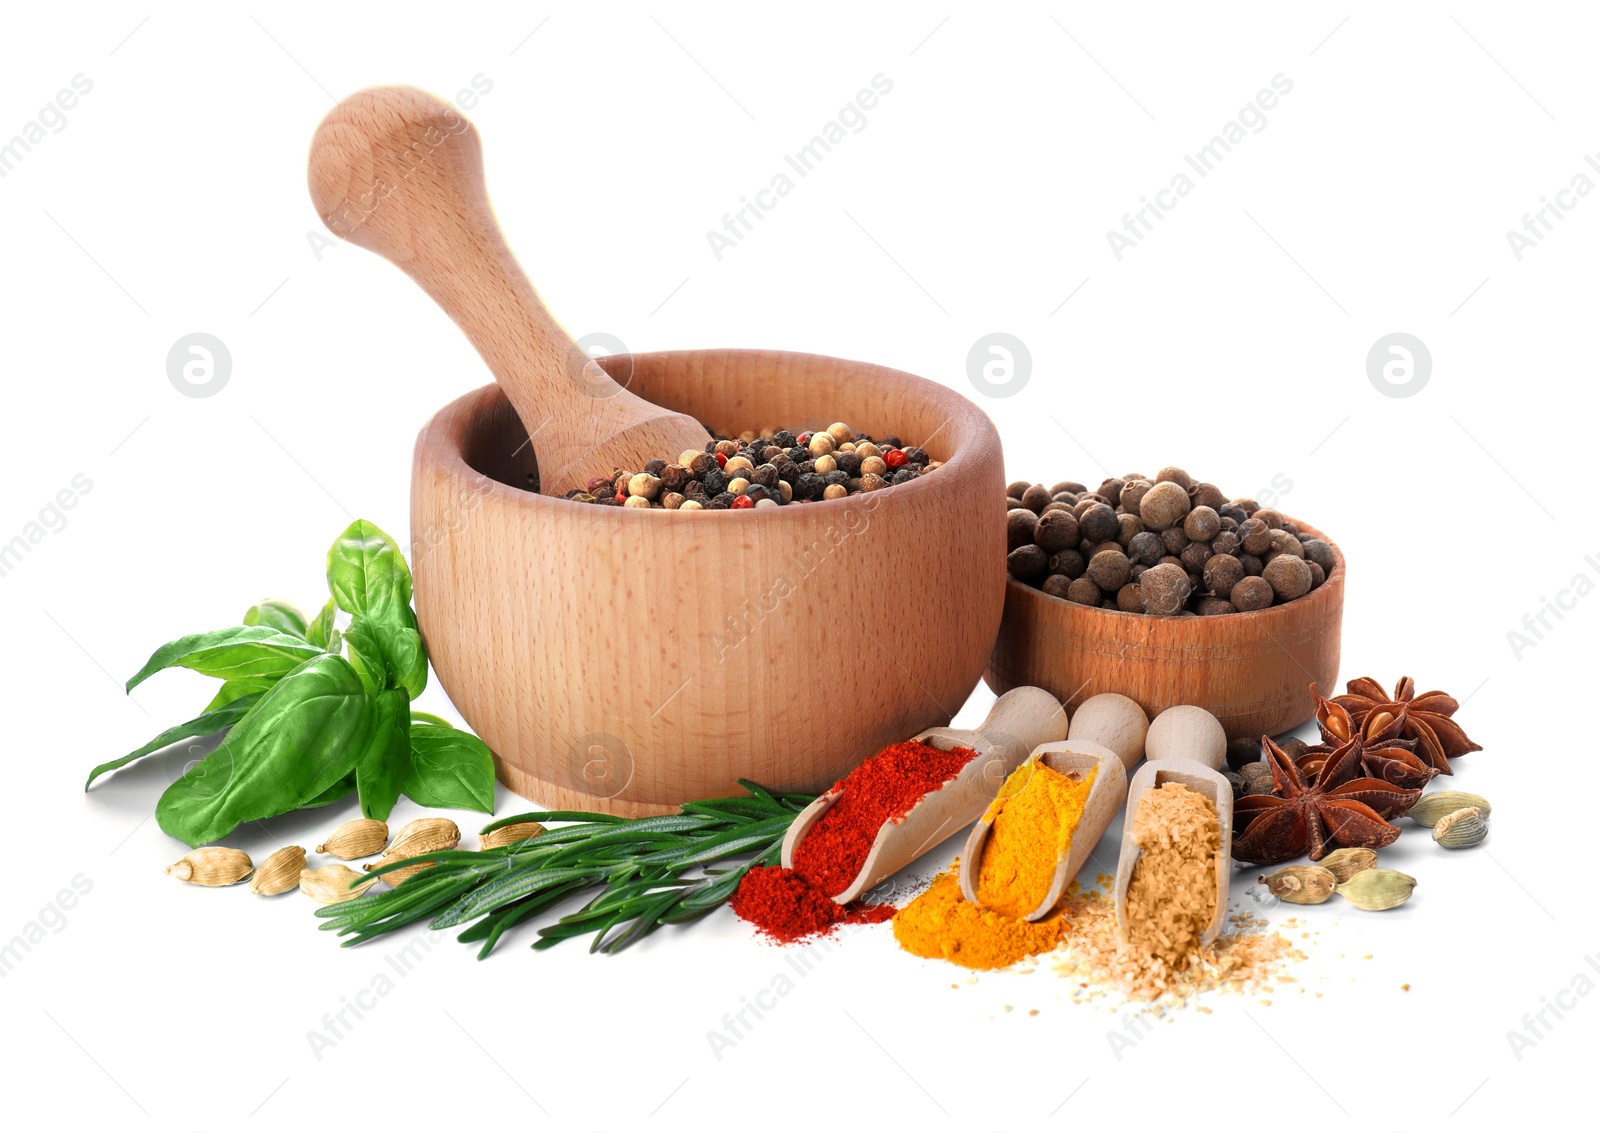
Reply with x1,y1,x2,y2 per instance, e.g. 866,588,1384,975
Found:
307,86,711,495
779,687,1068,905
957,739,1128,921
1113,759,1234,947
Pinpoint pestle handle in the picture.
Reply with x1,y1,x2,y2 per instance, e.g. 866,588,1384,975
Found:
307,86,710,495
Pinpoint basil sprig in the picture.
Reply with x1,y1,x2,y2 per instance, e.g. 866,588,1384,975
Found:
87,520,497,846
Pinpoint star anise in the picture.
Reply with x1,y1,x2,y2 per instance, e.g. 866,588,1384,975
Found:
1302,684,1439,791
1333,676,1482,775
1232,736,1422,865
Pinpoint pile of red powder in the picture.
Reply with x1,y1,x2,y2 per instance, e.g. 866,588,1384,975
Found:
732,739,977,944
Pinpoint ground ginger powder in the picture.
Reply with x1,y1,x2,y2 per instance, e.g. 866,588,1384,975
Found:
976,763,1097,919
1123,782,1219,971
893,869,1067,970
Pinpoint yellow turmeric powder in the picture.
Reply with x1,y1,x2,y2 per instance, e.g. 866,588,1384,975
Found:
892,868,1066,970
975,762,1096,918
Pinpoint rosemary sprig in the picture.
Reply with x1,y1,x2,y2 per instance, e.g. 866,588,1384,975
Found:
313,780,812,958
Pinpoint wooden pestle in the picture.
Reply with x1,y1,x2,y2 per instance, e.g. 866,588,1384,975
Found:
307,86,711,495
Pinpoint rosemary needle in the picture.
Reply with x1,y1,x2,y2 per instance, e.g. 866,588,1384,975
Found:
313,780,812,957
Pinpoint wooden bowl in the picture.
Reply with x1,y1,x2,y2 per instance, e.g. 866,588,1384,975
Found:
412,348,1005,815
985,522,1344,741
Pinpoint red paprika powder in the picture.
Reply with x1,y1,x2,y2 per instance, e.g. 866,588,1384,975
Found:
730,866,894,944
793,739,978,896
731,739,978,944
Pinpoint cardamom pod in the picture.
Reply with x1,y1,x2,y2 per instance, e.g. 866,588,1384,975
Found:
1260,865,1337,904
1407,791,1491,827
1335,868,1417,910
387,817,460,858
1319,847,1378,884
166,847,254,886
480,820,546,851
300,864,378,904
365,854,438,887
249,845,308,895
1433,807,1488,849
316,818,389,859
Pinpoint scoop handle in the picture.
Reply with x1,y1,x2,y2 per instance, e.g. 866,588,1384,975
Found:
307,85,709,494
963,686,1070,768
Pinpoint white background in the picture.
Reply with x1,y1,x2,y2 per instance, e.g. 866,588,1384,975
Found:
1,3,1591,1129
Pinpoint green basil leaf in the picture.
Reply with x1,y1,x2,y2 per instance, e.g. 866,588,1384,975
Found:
306,598,337,649
411,711,452,728
155,654,372,847
202,677,277,714
404,723,496,813
327,520,413,620
126,625,324,693
304,771,356,808
355,689,411,822
344,614,428,700
84,693,262,790
243,599,308,637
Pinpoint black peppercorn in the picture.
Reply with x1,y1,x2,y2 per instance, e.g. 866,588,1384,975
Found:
835,451,862,477
881,435,902,449
902,446,929,466
751,464,780,489
704,469,730,496
661,464,688,492
644,458,667,475
795,473,824,501
891,468,918,485
824,469,849,487
744,483,770,503
774,430,796,448
709,493,735,509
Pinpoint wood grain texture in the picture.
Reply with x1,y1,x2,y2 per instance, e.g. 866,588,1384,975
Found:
308,86,709,494
986,520,1344,741
412,349,1006,815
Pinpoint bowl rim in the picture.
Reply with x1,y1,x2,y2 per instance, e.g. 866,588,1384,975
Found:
416,347,1000,522
1002,515,1345,629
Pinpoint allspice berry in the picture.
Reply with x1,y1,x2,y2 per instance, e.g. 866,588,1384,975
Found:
1066,576,1103,605
1196,597,1236,616
1116,513,1146,547
1087,548,1133,592
1301,538,1336,575
1306,561,1326,589
1034,509,1080,553
1189,482,1226,510
1179,541,1212,576
1020,483,1053,513
1006,508,1038,551
1007,544,1048,581
1262,555,1313,601
1139,481,1191,531
1159,527,1190,556
1183,505,1221,542
1079,503,1120,543
1116,583,1144,612
1140,563,1191,615
1231,575,1274,611
1266,530,1304,561
1238,517,1272,555
1048,549,1087,579
1154,466,1193,490
1119,479,1153,514
1203,553,1246,596
1041,574,1074,599
1127,531,1163,567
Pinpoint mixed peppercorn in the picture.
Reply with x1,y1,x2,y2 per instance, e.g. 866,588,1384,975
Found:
1005,467,1335,615
555,422,938,509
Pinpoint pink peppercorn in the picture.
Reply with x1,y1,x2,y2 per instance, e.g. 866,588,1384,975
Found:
885,449,909,470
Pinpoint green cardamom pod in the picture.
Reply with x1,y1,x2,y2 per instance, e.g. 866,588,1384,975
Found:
1335,868,1417,910
1318,847,1378,884
1433,807,1488,849
1261,865,1337,904
1407,791,1490,826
